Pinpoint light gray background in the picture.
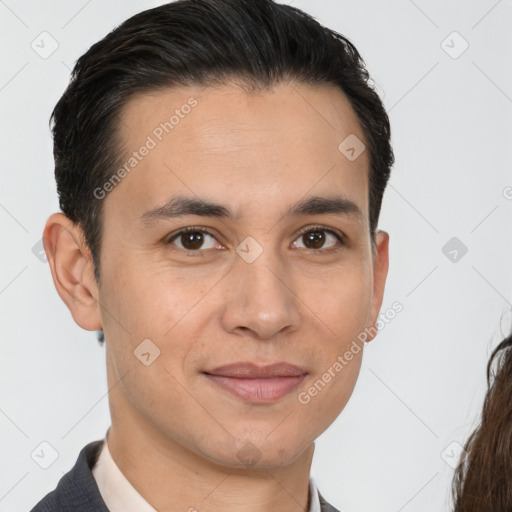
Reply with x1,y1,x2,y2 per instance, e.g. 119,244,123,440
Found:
1,0,511,511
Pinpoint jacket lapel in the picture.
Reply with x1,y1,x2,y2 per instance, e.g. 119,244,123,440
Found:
318,490,343,512
30,440,110,512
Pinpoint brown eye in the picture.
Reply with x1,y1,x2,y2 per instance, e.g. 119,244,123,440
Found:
168,228,219,251
302,230,326,249
292,227,344,251
179,231,205,250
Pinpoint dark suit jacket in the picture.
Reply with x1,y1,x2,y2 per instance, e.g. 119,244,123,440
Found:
29,440,341,512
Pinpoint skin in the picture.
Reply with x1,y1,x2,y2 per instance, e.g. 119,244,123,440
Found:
43,81,389,512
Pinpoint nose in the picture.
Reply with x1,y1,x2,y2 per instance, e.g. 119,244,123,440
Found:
220,247,302,340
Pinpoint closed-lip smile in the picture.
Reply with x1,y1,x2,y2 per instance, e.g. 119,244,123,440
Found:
203,362,308,403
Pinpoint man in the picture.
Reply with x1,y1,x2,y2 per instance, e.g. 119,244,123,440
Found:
31,0,393,510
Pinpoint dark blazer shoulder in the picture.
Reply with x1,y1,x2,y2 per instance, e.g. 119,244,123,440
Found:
29,439,109,512
29,439,341,512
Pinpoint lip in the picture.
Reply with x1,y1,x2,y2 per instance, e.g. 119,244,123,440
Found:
203,362,308,404
205,362,308,378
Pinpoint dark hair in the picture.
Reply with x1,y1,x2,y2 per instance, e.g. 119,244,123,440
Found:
50,0,394,347
452,329,512,510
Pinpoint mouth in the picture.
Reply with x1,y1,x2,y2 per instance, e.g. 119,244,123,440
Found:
202,362,308,404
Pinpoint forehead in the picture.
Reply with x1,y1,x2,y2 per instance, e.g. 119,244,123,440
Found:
118,80,365,149
107,81,369,226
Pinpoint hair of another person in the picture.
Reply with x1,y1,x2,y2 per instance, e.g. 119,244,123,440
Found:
452,329,512,511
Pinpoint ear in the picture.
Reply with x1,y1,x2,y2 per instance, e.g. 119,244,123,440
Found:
42,212,102,331
365,230,389,343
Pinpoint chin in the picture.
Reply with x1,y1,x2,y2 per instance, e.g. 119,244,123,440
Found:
199,435,309,470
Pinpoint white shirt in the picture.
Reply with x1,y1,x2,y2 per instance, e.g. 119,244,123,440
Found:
92,436,321,512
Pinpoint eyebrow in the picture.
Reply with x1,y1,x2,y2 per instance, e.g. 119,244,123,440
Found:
137,193,363,227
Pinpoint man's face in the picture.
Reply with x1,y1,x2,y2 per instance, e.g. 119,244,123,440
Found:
95,81,388,468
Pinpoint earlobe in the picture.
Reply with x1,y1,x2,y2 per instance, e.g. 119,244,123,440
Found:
365,230,390,343
43,212,102,331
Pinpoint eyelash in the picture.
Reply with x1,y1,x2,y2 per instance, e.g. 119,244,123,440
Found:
166,224,346,254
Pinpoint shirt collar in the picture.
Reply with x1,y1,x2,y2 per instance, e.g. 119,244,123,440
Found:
92,437,321,512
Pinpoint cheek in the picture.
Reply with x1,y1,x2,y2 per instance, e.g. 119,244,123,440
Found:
101,268,218,397
308,265,373,339
295,351,363,443
294,268,371,428
301,320,364,411
102,261,203,336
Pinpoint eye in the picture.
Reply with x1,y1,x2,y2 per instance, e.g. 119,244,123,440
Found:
166,225,345,254
167,227,222,252
292,225,345,251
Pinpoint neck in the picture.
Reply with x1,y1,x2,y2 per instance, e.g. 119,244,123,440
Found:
106,415,315,512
